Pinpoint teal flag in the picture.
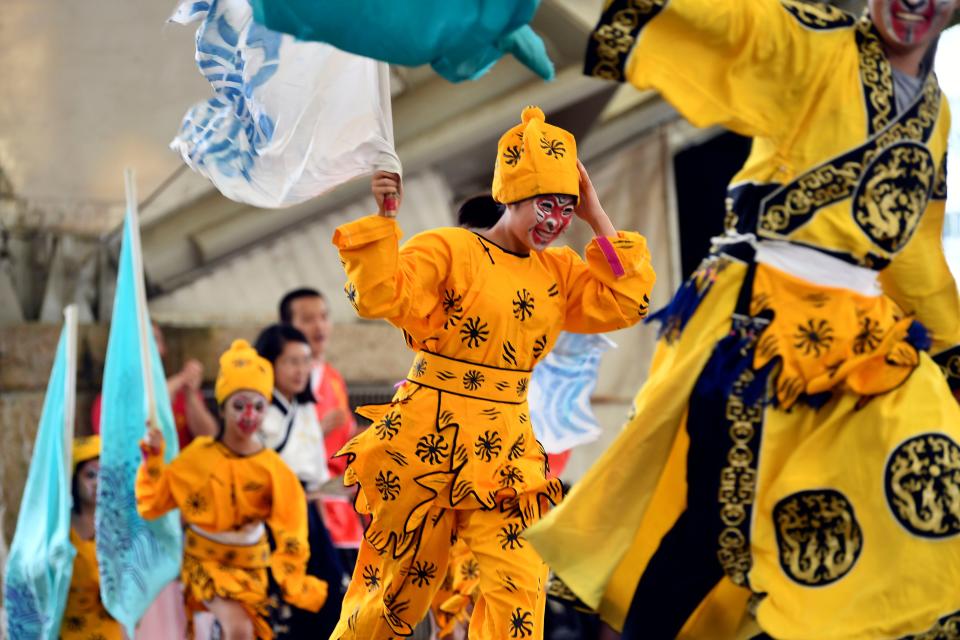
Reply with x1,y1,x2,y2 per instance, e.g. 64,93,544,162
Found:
95,208,182,635
250,0,554,82
3,317,77,639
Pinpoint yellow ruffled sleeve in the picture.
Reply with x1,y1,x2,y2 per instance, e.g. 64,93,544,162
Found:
333,214,452,329
135,443,177,520
266,460,328,612
587,0,840,138
546,231,656,333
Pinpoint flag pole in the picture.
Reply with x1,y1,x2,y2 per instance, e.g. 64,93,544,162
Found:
124,169,158,430
63,304,78,475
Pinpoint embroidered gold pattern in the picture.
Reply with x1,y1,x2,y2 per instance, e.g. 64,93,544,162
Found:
717,362,764,586
853,142,936,253
773,489,863,586
759,74,940,255
886,433,960,538
779,0,856,30
934,154,948,201
856,16,895,135
585,0,668,81
899,611,960,639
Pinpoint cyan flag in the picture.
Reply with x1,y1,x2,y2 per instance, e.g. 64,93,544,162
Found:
3,316,77,639
95,208,182,635
250,0,554,83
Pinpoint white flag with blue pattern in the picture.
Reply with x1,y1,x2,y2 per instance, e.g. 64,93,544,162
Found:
527,332,616,453
170,0,401,208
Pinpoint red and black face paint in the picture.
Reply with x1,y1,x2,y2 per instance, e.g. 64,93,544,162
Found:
528,194,576,249
880,0,953,46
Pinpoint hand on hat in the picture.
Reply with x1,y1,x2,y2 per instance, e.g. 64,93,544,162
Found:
575,160,616,238
372,171,403,218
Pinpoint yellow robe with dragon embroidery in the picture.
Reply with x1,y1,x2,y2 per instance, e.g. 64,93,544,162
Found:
526,2,960,639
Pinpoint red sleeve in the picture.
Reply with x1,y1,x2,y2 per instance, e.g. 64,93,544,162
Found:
91,393,103,434
320,365,356,477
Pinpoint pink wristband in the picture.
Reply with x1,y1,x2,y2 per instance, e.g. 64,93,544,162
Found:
596,236,626,278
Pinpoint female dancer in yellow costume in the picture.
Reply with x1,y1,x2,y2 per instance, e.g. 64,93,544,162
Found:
526,1,960,639
60,435,122,640
329,106,656,639
136,340,327,639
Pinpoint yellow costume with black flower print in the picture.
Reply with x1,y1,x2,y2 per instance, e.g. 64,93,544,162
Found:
61,436,122,640
525,2,960,639
59,529,123,640
330,108,656,640
136,438,327,639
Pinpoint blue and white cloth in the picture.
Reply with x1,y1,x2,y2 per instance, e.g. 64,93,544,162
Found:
95,210,182,635
3,323,76,640
170,0,400,208
527,332,616,453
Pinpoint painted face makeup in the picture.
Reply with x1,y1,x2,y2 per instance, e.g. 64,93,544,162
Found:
878,0,953,47
528,194,576,249
227,392,268,436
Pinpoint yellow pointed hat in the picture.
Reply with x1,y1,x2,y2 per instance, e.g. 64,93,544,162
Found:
492,106,579,205
73,434,101,472
214,339,274,404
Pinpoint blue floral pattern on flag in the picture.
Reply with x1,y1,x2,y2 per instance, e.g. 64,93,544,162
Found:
527,332,615,453
2,323,76,640
170,0,400,208
95,214,182,635
171,0,279,183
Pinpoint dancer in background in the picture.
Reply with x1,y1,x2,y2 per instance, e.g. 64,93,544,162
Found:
60,435,122,640
254,324,348,638
329,105,656,638
527,1,960,638
279,289,365,560
136,340,327,639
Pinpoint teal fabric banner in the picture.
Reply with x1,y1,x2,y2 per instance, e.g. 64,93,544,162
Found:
3,324,76,639
250,0,554,82
95,211,183,635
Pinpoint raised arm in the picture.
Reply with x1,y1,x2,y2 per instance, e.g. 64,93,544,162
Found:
549,159,656,333
135,426,177,520
586,0,844,137
332,173,452,329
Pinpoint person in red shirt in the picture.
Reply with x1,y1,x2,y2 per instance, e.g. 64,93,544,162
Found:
279,289,364,553
92,322,217,447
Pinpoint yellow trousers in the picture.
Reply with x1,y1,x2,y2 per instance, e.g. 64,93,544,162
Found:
332,493,549,639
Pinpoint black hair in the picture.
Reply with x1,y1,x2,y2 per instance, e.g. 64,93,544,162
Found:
253,323,316,404
71,459,96,514
278,288,325,324
457,194,505,230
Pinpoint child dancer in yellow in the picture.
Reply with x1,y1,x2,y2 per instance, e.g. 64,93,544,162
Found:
60,435,122,640
136,340,327,639
527,1,960,638
330,106,656,639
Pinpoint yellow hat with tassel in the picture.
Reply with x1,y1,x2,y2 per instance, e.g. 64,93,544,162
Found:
492,106,579,205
